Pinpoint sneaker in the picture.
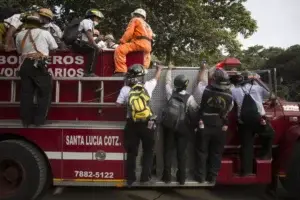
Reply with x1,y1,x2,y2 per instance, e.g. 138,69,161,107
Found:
140,179,154,186
258,154,272,160
195,176,206,184
206,176,216,185
177,179,185,185
161,174,171,184
127,180,135,187
34,120,46,127
176,175,186,185
240,172,254,177
22,122,29,128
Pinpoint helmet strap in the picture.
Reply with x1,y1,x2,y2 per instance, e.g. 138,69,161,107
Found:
133,13,145,19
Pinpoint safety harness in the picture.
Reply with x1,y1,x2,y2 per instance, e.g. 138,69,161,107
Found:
20,29,48,60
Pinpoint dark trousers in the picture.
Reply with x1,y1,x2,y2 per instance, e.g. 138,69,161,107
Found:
162,126,189,182
195,127,226,181
19,58,52,126
238,122,274,175
124,120,155,183
72,41,98,75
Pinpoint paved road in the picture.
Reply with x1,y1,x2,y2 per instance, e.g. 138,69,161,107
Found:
43,185,295,200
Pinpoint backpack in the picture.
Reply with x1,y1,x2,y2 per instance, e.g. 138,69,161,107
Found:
128,84,153,122
162,92,190,131
0,8,18,22
62,18,82,45
240,84,261,125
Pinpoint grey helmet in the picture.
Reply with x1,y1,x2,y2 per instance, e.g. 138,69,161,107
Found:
174,74,189,91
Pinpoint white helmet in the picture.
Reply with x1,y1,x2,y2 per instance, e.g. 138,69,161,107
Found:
104,34,115,41
132,8,146,19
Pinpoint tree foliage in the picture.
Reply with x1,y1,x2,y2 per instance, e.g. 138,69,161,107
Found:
2,1,300,101
239,45,300,101
1,0,257,66
239,45,284,70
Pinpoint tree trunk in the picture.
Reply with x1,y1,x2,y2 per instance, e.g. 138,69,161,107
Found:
165,50,172,66
165,43,173,66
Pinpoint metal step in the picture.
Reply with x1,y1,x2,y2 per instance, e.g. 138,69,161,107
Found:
126,181,215,187
53,176,215,187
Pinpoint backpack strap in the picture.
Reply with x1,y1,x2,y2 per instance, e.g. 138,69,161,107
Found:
130,84,151,103
20,29,47,60
50,26,56,35
241,83,254,95
132,84,143,90
28,30,43,55
20,30,30,52
171,92,190,111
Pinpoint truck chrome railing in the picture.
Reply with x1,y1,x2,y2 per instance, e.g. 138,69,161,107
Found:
0,76,125,107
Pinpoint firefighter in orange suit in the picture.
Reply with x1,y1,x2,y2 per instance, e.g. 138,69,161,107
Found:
114,8,153,76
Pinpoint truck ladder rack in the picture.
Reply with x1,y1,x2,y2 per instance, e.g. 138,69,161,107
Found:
0,77,124,107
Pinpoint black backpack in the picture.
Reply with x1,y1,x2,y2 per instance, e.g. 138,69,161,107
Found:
62,18,83,45
162,92,190,132
0,8,19,22
240,84,261,125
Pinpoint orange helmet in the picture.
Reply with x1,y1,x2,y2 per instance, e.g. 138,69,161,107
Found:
39,8,54,20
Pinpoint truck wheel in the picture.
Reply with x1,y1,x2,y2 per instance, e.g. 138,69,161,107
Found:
0,140,49,200
282,141,300,196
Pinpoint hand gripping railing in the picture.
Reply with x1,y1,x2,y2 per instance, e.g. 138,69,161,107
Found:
0,76,125,107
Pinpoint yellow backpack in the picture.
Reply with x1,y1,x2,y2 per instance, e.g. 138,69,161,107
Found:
0,23,7,44
128,84,152,122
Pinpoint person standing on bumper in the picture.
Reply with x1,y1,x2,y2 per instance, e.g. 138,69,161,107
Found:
161,65,199,185
72,9,104,77
114,8,153,76
194,65,233,184
116,64,162,186
231,71,275,176
15,14,58,127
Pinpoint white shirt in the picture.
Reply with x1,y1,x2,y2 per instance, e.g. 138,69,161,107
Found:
15,29,58,56
165,70,199,112
231,83,270,117
106,42,118,49
4,14,22,29
43,22,63,39
97,40,106,49
96,40,119,49
78,19,94,42
193,81,207,105
116,79,157,117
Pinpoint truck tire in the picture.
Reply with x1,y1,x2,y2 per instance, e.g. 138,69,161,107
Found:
0,140,49,200
282,141,300,196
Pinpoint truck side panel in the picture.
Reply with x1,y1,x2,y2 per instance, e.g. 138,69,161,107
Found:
60,129,125,182
0,128,63,180
0,51,143,122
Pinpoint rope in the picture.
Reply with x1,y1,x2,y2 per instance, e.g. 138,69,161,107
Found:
152,193,164,200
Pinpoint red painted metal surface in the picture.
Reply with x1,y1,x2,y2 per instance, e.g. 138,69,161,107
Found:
0,128,63,180
0,50,300,186
217,158,271,184
0,50,143,121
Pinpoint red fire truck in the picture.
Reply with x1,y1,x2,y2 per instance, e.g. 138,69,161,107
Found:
0,50,300,200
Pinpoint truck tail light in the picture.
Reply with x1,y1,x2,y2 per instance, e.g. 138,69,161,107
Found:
289,117,298,122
